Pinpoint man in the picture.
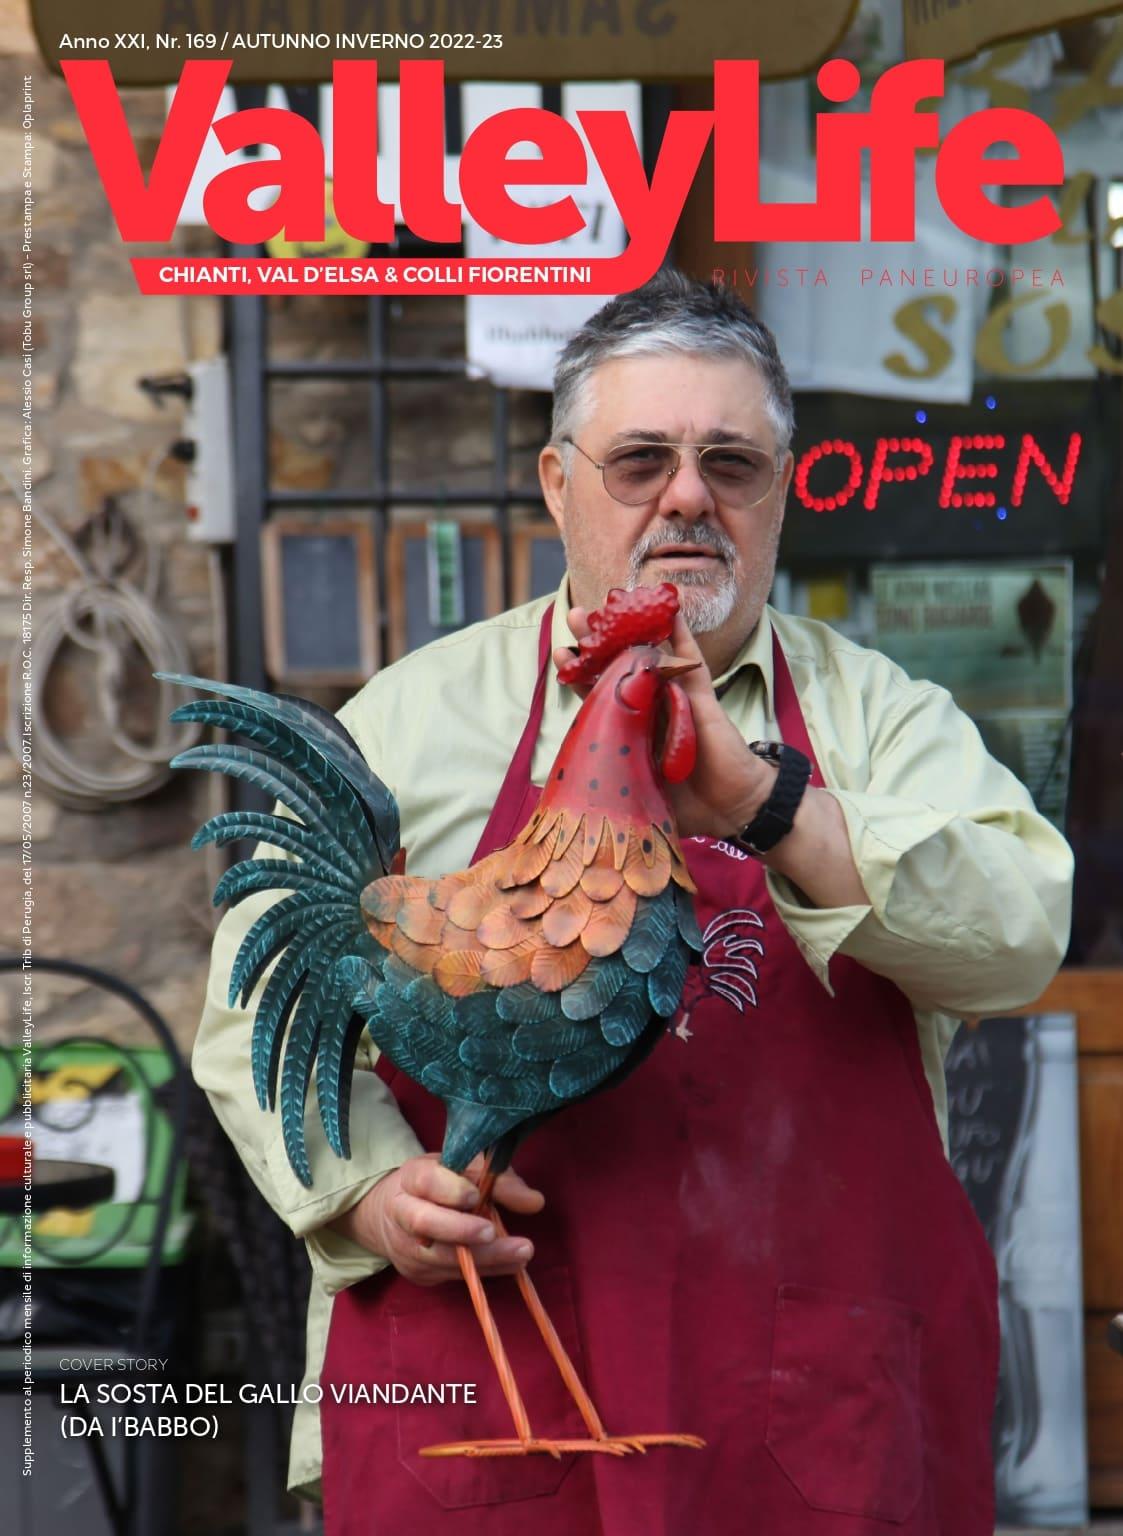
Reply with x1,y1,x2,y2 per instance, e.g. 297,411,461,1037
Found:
194,271,1073,1535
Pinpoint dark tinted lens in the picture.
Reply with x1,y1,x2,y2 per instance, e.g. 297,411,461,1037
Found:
700,447,775,504
603,444,677,502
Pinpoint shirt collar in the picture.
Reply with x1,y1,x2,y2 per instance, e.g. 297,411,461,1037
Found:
549,574,775,721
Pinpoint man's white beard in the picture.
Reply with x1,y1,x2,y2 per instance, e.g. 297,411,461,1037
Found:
647,568,739,633
624,527,741,634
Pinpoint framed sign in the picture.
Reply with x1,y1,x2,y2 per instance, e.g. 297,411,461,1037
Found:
261,516,379,686
511,522,567,608
385,520,503,661
781,385,1110,563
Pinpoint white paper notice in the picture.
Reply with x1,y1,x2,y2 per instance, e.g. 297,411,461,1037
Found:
0,1093,147,1203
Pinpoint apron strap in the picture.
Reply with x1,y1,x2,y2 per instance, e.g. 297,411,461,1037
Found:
770,626,825,789
470,603,555,865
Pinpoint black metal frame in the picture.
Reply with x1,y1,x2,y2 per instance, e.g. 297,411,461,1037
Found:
227,279,548,690
225,86,673,691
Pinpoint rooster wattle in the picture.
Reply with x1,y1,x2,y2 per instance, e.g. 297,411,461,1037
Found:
163,583,706,1458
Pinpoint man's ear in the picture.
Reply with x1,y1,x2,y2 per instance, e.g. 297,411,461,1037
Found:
539,443,567,534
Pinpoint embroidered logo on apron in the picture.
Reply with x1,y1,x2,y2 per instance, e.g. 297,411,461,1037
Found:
676,907,766,1038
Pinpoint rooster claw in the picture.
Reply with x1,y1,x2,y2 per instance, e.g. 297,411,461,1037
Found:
609,1433,706,1453
420,1434,704,1459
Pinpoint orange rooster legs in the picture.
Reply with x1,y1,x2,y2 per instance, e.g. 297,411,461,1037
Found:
491,1206,704,1457
452,1240,533,1439
419,1235,704,1460
486,1206,606,1439
421,1242,625,1459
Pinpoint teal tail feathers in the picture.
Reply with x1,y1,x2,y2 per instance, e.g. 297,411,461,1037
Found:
160,673,397,1186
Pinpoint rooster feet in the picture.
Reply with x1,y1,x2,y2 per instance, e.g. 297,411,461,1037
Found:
421,1434,703,1459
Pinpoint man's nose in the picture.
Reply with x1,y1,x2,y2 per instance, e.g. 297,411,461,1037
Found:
656,449,714,522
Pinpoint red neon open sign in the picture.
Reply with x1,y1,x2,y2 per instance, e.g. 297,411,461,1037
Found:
793,432,1083,513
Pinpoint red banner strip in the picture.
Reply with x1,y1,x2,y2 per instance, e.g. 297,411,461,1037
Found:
130,253,659,295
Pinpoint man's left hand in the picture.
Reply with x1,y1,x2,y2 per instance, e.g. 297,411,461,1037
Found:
554,605,869,910
554,607,774,840
553,605,774,841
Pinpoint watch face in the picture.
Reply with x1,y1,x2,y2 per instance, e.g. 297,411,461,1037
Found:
749,740,784,764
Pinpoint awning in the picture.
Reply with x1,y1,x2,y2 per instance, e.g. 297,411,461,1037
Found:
903,0,1123,65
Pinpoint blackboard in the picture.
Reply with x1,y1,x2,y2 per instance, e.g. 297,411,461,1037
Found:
511,523,567,606
945,1013,1087,1527
945,1017,1028,1239
261,517,379,684
386,522,503,660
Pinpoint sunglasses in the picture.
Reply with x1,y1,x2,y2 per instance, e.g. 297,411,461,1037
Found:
563,437,782,510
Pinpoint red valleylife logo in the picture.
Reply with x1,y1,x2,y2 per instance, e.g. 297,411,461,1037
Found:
62,57,1066,297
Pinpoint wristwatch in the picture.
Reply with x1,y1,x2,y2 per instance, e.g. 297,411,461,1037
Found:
729,741,812,856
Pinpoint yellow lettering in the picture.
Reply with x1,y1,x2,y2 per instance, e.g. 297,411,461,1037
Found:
974,291,1069,376
1087,288,1123,375
883,296,956,380
960,40,1034,111
1052,171,1095,245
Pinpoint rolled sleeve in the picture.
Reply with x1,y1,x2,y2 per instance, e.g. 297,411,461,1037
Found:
193,889,424,1250
265,1067,424,1294
767,680,1073,1015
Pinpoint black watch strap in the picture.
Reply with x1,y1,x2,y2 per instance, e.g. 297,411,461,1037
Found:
730,741,812,856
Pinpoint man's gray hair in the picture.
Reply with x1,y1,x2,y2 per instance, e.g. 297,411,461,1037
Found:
551,270,795,461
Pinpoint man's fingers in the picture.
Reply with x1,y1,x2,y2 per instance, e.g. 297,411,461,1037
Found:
460,1156,546,1216
668,614,712,690
408,1239,461,1279
490,1168,546,1214
391,1192,496,1249
552,643,580,672
567,606,590,641
399,1155,480,1211
410,1234,535,1281
553,607,593,683
476,1241,535,1275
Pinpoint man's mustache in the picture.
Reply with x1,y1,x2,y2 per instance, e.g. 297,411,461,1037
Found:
628,525,738,568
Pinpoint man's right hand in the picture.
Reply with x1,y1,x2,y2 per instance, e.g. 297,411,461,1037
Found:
328,1152,544,1287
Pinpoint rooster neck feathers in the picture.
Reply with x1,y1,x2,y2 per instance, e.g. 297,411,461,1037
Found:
536,649,674,841
161,586,704,1188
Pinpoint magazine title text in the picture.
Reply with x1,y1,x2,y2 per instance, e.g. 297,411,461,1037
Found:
63,55,1064,268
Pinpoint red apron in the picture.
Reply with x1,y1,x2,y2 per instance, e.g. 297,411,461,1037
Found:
320,611,999,1536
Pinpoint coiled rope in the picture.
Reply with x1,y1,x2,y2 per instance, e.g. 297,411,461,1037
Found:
4,452,203,807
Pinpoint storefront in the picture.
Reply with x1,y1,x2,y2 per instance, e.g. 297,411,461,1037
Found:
10,1,1123,1528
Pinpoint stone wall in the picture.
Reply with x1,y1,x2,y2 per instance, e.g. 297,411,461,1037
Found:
0,5,225,1051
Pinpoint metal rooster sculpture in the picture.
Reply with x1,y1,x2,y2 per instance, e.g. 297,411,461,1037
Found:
163,584,706,1459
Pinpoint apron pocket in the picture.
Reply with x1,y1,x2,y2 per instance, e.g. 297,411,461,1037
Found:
765,1283,924,1524
387,1263,587,1510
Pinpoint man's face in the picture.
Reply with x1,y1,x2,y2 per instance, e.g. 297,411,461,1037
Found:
539,353,793,662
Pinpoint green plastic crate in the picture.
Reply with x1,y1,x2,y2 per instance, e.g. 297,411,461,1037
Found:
0,1041,192,1269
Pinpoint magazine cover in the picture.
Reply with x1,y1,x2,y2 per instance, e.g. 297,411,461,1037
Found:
4,1,1123,1531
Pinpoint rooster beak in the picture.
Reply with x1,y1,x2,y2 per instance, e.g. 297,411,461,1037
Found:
656,657,701,679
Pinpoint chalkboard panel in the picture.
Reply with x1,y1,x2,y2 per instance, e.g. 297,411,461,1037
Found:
262,517,379,685
386,521,503,660
945,1014,1087,1528
511,523,566,606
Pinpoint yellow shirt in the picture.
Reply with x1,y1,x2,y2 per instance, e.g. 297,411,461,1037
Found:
191,581,1074,1499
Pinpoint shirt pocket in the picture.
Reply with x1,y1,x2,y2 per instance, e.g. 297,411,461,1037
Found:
765,1283,925,1524
388,1263,587,1510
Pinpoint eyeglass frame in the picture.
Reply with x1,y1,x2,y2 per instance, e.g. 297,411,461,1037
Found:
560,435,786,509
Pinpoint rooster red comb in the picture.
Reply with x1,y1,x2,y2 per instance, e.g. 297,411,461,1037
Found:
556,584,679,687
